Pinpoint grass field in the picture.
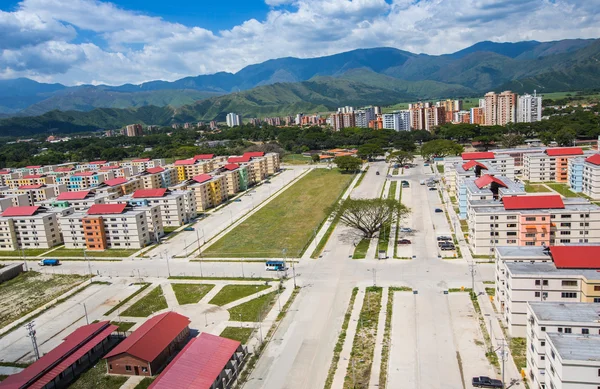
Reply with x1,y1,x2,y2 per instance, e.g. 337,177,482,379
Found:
171,283,214,305
47,249,138,258
203,169,353,257
69,362,127,389
283,153,312,165
510,337,527,372
353,238,370,259
0,271,88,328
110,321,136,332
209,284,270,306
524,183,551,193
133,378,155,389
0,248,52,257
436,165,444,173
103,283,150,316
220,326,254,344
228,290,279,322
546,183,578,198
120,286,168,317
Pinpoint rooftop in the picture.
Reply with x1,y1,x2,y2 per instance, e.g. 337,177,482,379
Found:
146,166,165,174
505,261,600,280
73,171,96,177
87,203,127,215
471,197,598,214
192,174,212,184
529,302,600,323
545,147,583,157
462,152,494,160
194,154,214,160
228,156,251,163
57,191,92,201
174,158,197,166
23,174,44,179
132,188,167,198
474,174,507,189
18,184,45,190
88,160,107,165
2,206,42,217
550,246,600,269
585,154,600,166
103,177,128,186
132,158,150,162
496,246,550,260
243,151,265,158
462,160,488,170
502,195,564,210
546,333,600,362
222,163,240,171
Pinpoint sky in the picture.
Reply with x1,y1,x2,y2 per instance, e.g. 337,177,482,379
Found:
1,0,599,86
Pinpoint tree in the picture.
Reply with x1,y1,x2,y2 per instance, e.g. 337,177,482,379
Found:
311,154,320,163
357,143,383,161
332,198,409,238
554,128,576,147
501,134,524,148
420,139,464,160
539,131,554,146
387,150,414,166
334,155,362,172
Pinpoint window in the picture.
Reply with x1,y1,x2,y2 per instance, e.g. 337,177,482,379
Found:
507,232,517,236
543,280,548,286
582,328,589,335
142,367,148,373
507,215,517,220
535,280,541,285
562,280,577,287
541,355,545,361
535,292,541,297
560,222,571,227
541,340,545,346
564,328,572,334
525,217,536,221
507,224,517,228
561,292,577,298
125,365,132,371
561,214,571,219
541,327,546,332
595,286,600,291
558,328,563,333
109,364,113,370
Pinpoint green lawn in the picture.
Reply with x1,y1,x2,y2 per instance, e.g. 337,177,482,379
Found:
133,377,155,389
69,362,127,389
353,238,370,259
171,283,215,305
47,249,139,258
510,337,527,372
0,271,89,328
524,183,551,193
203,169,353,257
228,290,279,322
436,165,444,173
388,181,397,199
220,326,254,344
377,224,391,253
110,321,136,332
209,284,270,306
0,248,52,257
120,286,168,317
546,183,578,198
163,226,179,233
485,288,496,297
104,283,150,316
283,153,312,165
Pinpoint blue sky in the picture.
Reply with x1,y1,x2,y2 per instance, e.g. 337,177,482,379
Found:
1,0,599,85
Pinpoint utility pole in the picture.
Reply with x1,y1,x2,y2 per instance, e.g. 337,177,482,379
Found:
371,267,377,287
469,263,476,293
496,338,508,389
84,250,92,277
196,229,203,277
81,302,89,324
25,322,40,360
163,250,171,277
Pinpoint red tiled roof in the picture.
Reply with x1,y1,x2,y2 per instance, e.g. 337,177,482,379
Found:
0,170,11,175
585,154,600,166
87,203,127,215
19,184,45,190
89,160,107,165
192,174,212,184
132,158,150,162
474,175,507,189
194,154,214,160
73,171,96,177
146,166,165,174
461,152,494,160
462,160,488,170
502,195,565,210
243,151,264,158
26,165,42,169
2,206,41,217
0,322,117,389
57,191,91,201
223,163,239,171
550,246,600,269
104,312,190,362
103,177,127,186
148,333,240,389
174,158,196,166
545,147,583,156
132,188,167,198
23,174,44,179
99,165,119,171
228,156,250,163
53,167,74,172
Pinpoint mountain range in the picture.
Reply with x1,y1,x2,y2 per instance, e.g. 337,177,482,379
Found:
1,38,600,134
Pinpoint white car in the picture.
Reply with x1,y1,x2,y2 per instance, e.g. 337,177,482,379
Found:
399,227,413,233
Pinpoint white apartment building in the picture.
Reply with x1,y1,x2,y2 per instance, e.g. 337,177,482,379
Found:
140,166,179,189
518,92,543,123
544,333,600,389
226,113,241,127
98,164,141,178
468,195,600,255
526,302,600,389
524,148,591,183
355,107,375,128
94,177,143,199
9,184,67,205
581,154,600,199
121,158,166,171
41,190,108,212
0,170,19,186
382,111,410,131
459,174,525,219
444,152,515,196
0,206,63,250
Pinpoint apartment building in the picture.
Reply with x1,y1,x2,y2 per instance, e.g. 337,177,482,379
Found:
219,164,250,195
444,152,515,195
125,124,143,137
470,107,485,125
544,333,600,389
107,188,196,227
76,160,108,171
468,195,600,255
138,166,179,189
526,302,600,389
57,171,106,191
174,158,215,181
524,148,586,182
120,158,166,171
41,190,108,212
6,174,48,189
227,153,269,185
495,245,600,336
382,111,410,131
580,154,600,199
518,93,543,123
484,91,517,126
183,174,227,212
0,170,19,186
59,203,156,250
0,206,63,250
226,113,241,127
10,184,67,205
98,164,141,178
94,177,143,199
568,157,585,193
458,174,525,219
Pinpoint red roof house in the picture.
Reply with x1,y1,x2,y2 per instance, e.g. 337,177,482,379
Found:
57,191,91,201
227,156,251,163
461,152,494,160
550,246,600,269
502,195,565,210
2,206,41,217
545,147,583,156
132,189,167,198
474,175,507,189
222,163,240,171
174,158,196,166
104,312,191,376
18,184,45,190
462,160,488,171
243,151,265,158
146,166,165,174
585,154,600,165
192,174,212,184
103,177,128,187
194,154,215,160
132,158,150,162
87,203,127,215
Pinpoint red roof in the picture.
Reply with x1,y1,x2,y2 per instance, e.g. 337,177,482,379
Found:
132,188,167,198
228,156,251,163
146,166,165,174
18,184,44,190
2,206,41,217
99,165,119,171
57,191,91,201
23,174,44,179
502,195,565,210
26,165,42,169
105,312,190,362
0,322,117,389
87,203,127,215
194,154,214,160
461,152,494,160
545,147,583,156
223,163,240,171
550,246,600,269
174,158,196,166
462,160,488,170
474,175,507,189
89,160,107,165
73,171,96,177
0,170,11,175
243,151,265,158
585,154,600,165
53,167,74,172
103,177,128,186
132,158,150,162
192,174,212,184
148,333,240,389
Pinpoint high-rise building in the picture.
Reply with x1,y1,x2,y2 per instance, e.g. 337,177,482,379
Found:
125,124,143,137
330,111,356,131
517,92,543,123
210,121,218,130
382,111,410,131
355,107,375,128
484,91,517,126
249,118,261,126
337,106,354,114
470,107,485,125
226,113,241,127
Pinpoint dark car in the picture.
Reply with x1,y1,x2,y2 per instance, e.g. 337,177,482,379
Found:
398,239,412,244
438,241,453,247
183,227,195,231
434,208,443,213
437,236,452,241
429,187,437,191
376,171,380,175
440,244,455,251
472,376,503,388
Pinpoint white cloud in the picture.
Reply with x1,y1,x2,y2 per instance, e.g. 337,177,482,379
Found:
0,0,599,85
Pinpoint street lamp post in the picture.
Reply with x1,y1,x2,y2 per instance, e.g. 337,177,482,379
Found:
81,302,89,324
163,250,171,277
83,250,92,277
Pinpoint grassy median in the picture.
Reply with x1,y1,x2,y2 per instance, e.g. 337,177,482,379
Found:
203,169,354,258
171,283,214,305
121,286,168,317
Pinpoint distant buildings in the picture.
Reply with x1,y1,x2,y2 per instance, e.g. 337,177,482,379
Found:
226,113,241,127
484,91,518,126
470,107,485,125
409,102,446,131
125,124,144,137
517,92,543,123
382,111,410,131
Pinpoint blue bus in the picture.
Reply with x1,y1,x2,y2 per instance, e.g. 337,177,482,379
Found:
265,260,286,271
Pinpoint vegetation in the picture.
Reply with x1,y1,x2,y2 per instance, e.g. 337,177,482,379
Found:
208,284,270,306
110,321,136,332
0,248,54,257
485,288,496,297
168,275,276,281
334,198,409,238
334,155,362,172
203,169,353,257
524,183,551,193
47,248,139,258
68,362,128,389
510,337,527,372
324,287,359,389
171,283,215,305
104,283,151,316
377,223,392,253
344,287,383,389
420,139,464,160
228,290,279,322
546,183,578,198
387,150,414,166
220,327,254,344
120,286,168,317
133,377,155,389
352,238,370,259
283,153,312,164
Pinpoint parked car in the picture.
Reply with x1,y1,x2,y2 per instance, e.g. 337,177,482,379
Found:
376,171,380,175
404,165,410,169
399,227,413,233
434,208,443,213
39,259,60,266
440,244,455,251
183,227,195,231
420,180,426,185
429,187,437,191
423,163,429,166
472,376,503,388
398,239,412,244
437,236,452,241
401,180,409,184
402,183,409,188
233,199,242,202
